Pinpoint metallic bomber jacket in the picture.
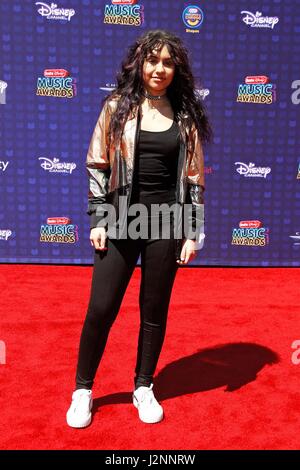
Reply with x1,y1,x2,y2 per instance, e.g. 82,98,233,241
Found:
86,97,205,252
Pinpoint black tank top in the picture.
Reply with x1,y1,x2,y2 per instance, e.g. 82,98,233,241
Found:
130,120,180,207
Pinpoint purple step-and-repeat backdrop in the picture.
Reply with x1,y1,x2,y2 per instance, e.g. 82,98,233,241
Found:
0,0,300,266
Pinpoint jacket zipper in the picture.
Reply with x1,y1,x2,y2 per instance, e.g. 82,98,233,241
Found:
175,119,187,259
127,107,141,210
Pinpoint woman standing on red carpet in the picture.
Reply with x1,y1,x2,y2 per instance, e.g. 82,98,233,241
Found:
66,29,212,428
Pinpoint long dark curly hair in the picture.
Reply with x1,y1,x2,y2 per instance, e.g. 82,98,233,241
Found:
105,29,213,146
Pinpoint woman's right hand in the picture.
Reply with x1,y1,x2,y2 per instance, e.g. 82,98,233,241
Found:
90,227,107,250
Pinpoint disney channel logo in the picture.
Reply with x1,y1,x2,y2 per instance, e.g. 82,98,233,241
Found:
195,87,210,100
235,162,271,179
289,232,300,245
0,230,12,241
39,157,76,174
35,2,75,21
0,161,9,172
241,10,279,29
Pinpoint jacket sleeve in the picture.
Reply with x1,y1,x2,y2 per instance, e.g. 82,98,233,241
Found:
185,124,205,249
86,100,111,229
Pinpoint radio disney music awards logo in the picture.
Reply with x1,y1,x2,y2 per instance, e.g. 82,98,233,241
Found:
237,75,276,105
241,10,279,29
0,230,12,241
36,69,76,98
182,5,204,33
39,157,76,174
235,162,271,179
40,217,78,243
35,2,75,21
231,220,269,247
291,80,300,105
0,80,8,104
104,0,144,27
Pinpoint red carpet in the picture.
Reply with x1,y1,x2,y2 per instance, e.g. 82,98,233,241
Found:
0,265,299,450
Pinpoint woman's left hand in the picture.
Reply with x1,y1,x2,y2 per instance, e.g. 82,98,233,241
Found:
177,239,197,265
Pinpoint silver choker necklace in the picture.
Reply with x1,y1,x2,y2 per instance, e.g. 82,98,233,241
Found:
142,90,166,101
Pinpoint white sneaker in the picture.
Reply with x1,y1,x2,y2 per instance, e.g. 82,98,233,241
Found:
66,389,93,428
133,384,164,424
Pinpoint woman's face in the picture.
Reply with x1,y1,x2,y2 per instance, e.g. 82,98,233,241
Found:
142,44,175,96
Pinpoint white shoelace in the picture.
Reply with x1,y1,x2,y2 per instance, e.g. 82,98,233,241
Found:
73,391,90,411
135,385,155,404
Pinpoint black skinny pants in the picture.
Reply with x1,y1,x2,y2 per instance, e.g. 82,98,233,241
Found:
75,216,179,390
